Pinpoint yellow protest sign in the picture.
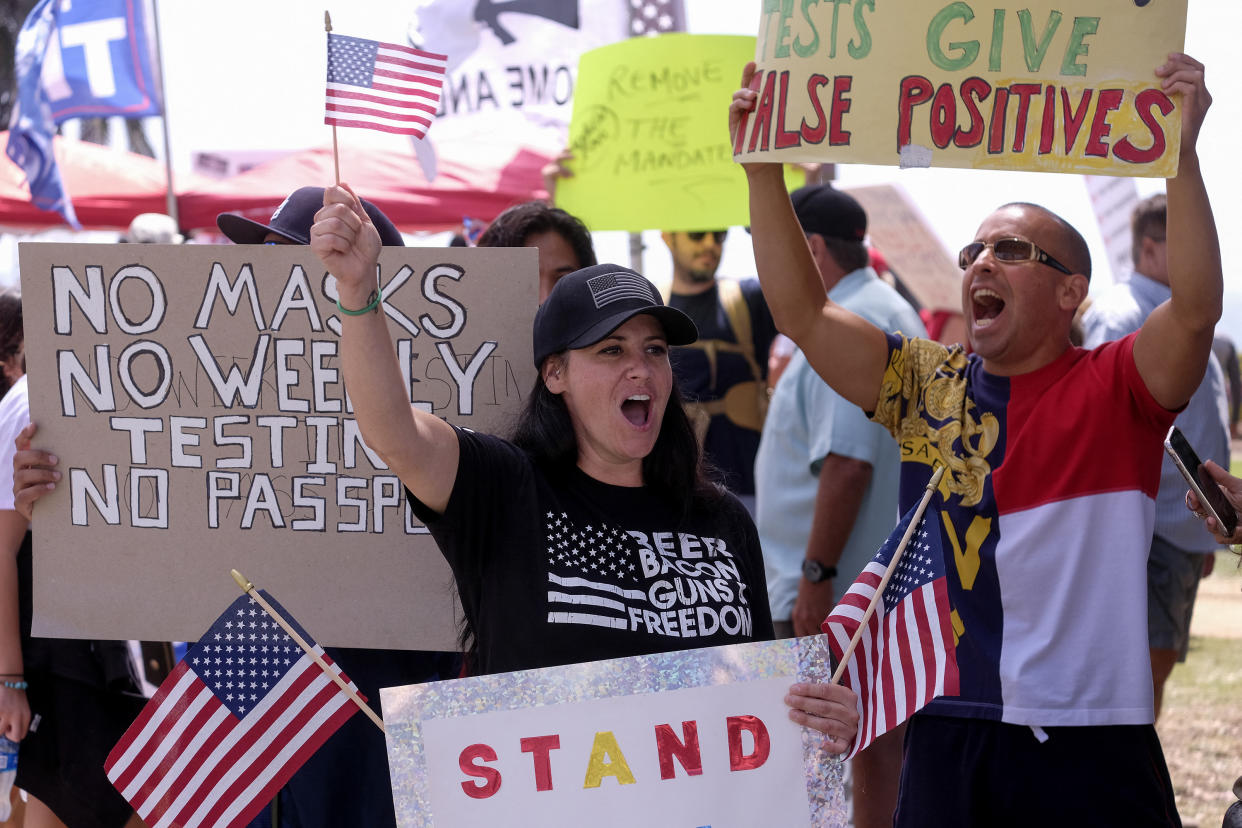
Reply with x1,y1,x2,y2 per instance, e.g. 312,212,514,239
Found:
559,34,775,232
735,1,1188,177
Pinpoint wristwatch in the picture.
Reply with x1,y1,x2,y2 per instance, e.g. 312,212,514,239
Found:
801,559,837,583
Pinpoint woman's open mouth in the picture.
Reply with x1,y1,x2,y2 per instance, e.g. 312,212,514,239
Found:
621,394,652,427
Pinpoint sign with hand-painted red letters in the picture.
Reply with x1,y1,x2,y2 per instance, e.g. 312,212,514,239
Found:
735,0,1189,177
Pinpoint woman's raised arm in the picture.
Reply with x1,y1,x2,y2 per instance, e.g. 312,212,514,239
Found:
310,184,459,514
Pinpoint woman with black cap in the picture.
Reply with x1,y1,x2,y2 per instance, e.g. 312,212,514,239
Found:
308,184,858,744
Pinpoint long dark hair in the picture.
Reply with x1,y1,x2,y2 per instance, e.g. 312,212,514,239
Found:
0,292,23,400
454,360,728,671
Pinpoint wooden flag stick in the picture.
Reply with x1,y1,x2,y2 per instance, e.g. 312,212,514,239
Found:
231,569,385,733
332,126,340,185
325,11,340,184
830,464,945,685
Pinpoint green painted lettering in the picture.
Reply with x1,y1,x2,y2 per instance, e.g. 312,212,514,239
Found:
828,0,850,59
1017,9,1062,72
927,2,979,72
988,8,1004,72
1060,17,1099,77
760,0,784,60
847,0,874,59
774,0,796,59
794,0,821,58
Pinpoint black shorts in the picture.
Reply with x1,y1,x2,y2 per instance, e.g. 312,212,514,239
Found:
895,714,1181,827
15,672,145,828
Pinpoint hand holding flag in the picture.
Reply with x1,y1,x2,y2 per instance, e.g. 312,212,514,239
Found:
822,466,959,759
105,575,369,828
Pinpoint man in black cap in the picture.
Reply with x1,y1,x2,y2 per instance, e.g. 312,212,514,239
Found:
217,187,458,828
658,227,778,513
754,184,923,828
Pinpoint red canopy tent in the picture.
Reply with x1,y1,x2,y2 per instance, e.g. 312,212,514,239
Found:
0,134,551,234
177,144,553,234
0,131,183,230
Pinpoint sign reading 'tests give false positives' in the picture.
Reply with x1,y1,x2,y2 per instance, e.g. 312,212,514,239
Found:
734,0,1188,177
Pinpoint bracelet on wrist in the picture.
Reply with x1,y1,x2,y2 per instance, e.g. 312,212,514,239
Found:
1,680,27,690
336,287,383,316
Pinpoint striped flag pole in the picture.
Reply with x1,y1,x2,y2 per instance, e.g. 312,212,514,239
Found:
230,569,384,732
830,464,945,686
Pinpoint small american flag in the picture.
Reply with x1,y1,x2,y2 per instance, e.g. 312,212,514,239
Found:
823,504,958,759
587,271,657,308
105,592,360,828
324,32,447,139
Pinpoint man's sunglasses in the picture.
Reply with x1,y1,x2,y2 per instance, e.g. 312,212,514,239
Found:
958,238,1073,275
686,230,727,244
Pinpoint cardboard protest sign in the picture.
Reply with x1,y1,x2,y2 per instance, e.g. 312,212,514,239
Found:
20,243,538,649
382,636,847,827
1084,174,1140,284
560,34,799,232
735,0,1188,177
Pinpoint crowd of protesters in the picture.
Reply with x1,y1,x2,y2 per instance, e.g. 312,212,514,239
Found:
0,48,1238,828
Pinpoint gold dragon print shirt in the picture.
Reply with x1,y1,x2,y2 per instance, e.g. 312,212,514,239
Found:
869,331,1174,726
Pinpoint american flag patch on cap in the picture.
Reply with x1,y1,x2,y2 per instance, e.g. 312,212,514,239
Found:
586,271,657,309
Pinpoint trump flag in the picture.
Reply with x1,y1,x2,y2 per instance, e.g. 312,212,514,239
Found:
823,504,958,759
6,0,162,228
104,591,360,828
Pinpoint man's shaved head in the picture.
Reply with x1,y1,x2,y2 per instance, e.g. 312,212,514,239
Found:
997,201,1092,282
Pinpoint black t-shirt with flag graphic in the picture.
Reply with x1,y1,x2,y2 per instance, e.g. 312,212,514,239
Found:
408,428,774,676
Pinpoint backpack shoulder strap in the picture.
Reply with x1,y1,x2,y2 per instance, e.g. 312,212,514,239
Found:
717,279,760,379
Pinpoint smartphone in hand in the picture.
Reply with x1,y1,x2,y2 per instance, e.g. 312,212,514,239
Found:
1164,425,1237,537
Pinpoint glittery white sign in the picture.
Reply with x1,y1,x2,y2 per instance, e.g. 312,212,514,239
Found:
381,636,847,827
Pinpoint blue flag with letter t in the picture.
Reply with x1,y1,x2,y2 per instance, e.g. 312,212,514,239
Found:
6,0,162,228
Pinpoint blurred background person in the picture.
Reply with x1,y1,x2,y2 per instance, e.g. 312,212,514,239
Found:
659,226,777,512
118,213,184,245
0,290,147,828
475,200,597,302
755,185,924,828
1082,192,1230,720
1211,334,1241,439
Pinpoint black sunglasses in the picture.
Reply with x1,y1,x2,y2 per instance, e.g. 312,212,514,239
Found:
686,230,727,244
958,238,1073,275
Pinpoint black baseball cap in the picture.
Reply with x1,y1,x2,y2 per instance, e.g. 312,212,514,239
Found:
790,184,867,241
216,186,405,246
532,263,697,368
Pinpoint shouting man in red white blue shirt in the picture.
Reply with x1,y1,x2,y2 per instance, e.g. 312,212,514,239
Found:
735,53,1217,827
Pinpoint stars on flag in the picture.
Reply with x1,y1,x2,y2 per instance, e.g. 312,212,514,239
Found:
544,511,641,582
188,599,301,717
